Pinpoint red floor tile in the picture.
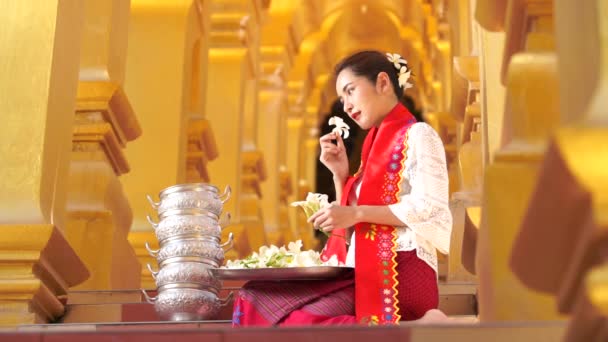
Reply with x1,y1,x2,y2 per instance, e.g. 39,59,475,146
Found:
0,332,42,342
95,323,200,331
42,331,221,342
121,303,159,322
223,325,410,342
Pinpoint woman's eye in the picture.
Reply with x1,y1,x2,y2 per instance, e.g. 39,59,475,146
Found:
347,88,354,95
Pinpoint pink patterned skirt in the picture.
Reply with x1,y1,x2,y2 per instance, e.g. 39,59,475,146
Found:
231,251,438,326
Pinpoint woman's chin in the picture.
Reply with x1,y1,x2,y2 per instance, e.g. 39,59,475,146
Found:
358,122,373,130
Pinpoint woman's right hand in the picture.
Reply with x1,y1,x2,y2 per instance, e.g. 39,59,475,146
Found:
319,132,349,181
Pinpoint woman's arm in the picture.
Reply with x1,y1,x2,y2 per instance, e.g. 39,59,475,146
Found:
387,123,452,254
333,175,346,203
354,205,406,227
309,204,405,232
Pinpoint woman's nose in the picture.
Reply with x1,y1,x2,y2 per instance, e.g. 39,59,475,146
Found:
343,101,352,114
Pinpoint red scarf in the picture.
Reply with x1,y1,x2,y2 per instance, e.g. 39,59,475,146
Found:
322,102,416,324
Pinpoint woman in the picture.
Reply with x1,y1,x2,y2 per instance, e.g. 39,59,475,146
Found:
232,50,452,326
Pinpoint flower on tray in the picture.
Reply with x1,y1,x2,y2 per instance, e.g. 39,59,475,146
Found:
224,240,340,269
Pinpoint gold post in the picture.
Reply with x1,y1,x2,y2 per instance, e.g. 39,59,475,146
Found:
64,0,142,290
207,0,268,258
0,1,88,325
476,0,563,321
123,0,216,287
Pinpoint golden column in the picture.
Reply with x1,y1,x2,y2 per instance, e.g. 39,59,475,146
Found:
302,44,330,204
278,167,294,243
258,30,296,246
286,40,319,249
0,2,88,325
207,0,268,258
475,0,563,321
446,0,481,281
510,0,608,339
123,0,216,288
286,87,317,249
65,0,142,290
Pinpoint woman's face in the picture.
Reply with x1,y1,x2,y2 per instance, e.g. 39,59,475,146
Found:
335,68,384,130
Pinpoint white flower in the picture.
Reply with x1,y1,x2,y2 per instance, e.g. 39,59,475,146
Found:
288,240,303,254
222,239,345,269
386,53,407,69
306,192,329,209
328,116,350,139
398,66,412,89
291,192,330,217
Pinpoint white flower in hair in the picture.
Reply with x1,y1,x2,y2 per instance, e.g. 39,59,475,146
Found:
386,53,407,69
398,66,413,89
387,52,413,90
328,116,350,139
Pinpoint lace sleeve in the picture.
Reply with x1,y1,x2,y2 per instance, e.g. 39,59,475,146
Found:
388,123,452,254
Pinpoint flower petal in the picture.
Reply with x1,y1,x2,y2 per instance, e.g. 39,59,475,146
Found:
329,116,350,138
342,128,350,139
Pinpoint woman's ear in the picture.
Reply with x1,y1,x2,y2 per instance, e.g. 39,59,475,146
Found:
376,72,392,93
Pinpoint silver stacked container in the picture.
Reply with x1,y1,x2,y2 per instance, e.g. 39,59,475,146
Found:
141,183,233,321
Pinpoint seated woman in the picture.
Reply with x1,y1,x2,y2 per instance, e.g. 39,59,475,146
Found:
231,50,452,326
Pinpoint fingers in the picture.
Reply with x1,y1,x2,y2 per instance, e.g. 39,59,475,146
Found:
320,144,341,157
308,209,332,231
319,132,339,143
321,224,336,232
308,205,342,232
308,209,322,223
319,132,344,157
309,210,326,226
334,133,345,150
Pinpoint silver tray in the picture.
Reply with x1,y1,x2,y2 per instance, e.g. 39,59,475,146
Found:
211,266,353,281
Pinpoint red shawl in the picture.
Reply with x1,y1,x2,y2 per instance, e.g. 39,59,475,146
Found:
322,102,416,324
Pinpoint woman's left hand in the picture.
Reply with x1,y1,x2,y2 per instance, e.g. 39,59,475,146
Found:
308,203,358,232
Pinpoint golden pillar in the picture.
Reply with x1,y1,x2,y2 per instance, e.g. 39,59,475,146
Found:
64,0,142,291
475,0,563,321
287,74,319,248
510,0,608,339
124,0,215,288
286,101,316,249
207,0,268,258
446,0,483,281
278,168,294,243
299,126,321,250
286,44,315,246
0,1,88,325
186,119,219,183
258,45,295,246
450,54,482,279
67,81,142,290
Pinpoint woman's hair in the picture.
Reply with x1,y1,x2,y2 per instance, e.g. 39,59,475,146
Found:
334,50,403,100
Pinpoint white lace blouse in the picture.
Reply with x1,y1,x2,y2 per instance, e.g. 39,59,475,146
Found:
344,122,452,273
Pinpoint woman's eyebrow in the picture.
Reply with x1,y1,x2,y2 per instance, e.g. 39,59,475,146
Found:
341,82,352,93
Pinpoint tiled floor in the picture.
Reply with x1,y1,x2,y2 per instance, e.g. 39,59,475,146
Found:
3,322,411,342
2,319,569,342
